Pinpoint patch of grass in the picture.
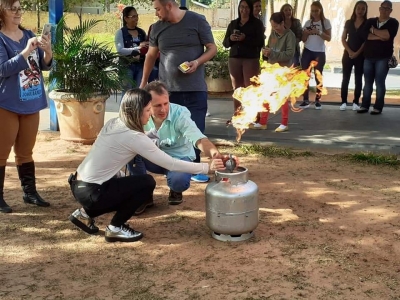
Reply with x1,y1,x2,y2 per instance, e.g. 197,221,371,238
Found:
345,152,400,167
235,144,314,159
385,89,400,96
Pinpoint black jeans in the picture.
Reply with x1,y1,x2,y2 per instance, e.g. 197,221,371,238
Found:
300,48,326,101
341,51,364,104
70,174,156,227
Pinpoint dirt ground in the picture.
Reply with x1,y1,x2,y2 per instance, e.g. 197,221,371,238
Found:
1,131,400,300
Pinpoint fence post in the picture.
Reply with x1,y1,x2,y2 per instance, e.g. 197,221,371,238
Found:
48,0,63,131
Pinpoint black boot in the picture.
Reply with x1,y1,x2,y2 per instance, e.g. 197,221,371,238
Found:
17,162,50,207
0,166,12,213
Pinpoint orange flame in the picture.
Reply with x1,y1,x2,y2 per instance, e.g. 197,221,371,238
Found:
230,61,327,142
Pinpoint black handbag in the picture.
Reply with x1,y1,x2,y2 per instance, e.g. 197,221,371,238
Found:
388,55,398,68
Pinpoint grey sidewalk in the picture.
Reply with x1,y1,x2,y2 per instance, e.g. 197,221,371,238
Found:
39,71,400,154
39,96,400,154
205,98,400,153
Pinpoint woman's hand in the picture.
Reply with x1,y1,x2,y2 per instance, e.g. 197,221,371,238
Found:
237,33,245,41
230,33,240,41
139,41,149,48
21,37,39,59
262,47,271,57
208,158,225,172
38,34,52,55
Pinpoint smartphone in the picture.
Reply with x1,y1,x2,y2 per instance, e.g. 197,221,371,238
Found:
178,62,190,73
233,29,241,35
42,23,52,36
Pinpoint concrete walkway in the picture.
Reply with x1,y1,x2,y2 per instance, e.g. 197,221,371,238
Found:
39,70,400,154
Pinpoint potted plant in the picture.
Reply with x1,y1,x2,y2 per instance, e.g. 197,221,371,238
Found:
49,17,128,145
205,47,232,93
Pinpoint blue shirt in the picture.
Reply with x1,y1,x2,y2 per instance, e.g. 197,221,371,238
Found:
144,103,206,161
0,30,51,114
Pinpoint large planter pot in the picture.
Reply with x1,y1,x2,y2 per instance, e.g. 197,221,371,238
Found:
205,76,233,93
48,90,108,145
205,61,233,93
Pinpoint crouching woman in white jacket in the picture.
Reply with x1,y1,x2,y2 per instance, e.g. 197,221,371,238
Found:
67,89,225,243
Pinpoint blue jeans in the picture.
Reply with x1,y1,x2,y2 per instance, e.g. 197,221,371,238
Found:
127,155,192,193
361,58,390,112
121,64,143,101
169,91,207,163
300,48,326,101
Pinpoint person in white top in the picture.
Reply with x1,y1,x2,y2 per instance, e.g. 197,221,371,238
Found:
67,89,226,243
298,1,331,110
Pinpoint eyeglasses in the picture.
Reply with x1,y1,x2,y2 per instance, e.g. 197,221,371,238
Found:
379,6,392,11
5,7,24,14
126,14,138,18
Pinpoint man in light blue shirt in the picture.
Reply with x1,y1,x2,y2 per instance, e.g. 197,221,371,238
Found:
128,81,224,214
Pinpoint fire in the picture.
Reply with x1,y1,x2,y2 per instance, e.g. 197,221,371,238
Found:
230,61,327,142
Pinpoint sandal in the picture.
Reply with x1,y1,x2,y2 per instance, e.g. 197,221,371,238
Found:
357,107,369,113
370,109,381,115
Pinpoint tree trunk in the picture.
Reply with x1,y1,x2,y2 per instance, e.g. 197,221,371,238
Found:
79,7,83,27
300,0,309,23
292,0,298,17
269,0,274,16
105,0,110,13
36,0,41,33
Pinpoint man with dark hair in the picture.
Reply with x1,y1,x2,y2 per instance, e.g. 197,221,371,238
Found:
139,0,217,183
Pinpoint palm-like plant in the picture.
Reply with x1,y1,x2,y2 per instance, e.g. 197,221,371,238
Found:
50,17,129,101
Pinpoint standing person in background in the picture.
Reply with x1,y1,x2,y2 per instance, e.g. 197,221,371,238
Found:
298,1,331,110
257,12,296,132
252,0,265,27
280,3,302,67
140,0,217,183
146,23,159,83
115,6,148,100
223,0,264,122
358,0,398,115
340,1,368,111
0,0,52,213
178,5,211,118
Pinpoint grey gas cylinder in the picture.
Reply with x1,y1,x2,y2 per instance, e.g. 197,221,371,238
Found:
205,167,259,242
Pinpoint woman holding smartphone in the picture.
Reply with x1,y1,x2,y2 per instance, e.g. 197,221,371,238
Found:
299,1,331,110
0,0,53,213
223,0,265,117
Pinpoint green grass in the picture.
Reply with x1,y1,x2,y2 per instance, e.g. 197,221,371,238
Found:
87,33,115,50
234,144,314,159
231,144,400,168
345,152,400,167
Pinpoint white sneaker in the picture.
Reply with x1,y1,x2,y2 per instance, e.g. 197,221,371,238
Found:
105,224,143,243
339,103,347,111
352,103,360,111
206,110,211,117
249,123,267,130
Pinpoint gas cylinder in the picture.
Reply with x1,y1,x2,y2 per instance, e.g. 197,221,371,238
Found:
205,167,259,242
